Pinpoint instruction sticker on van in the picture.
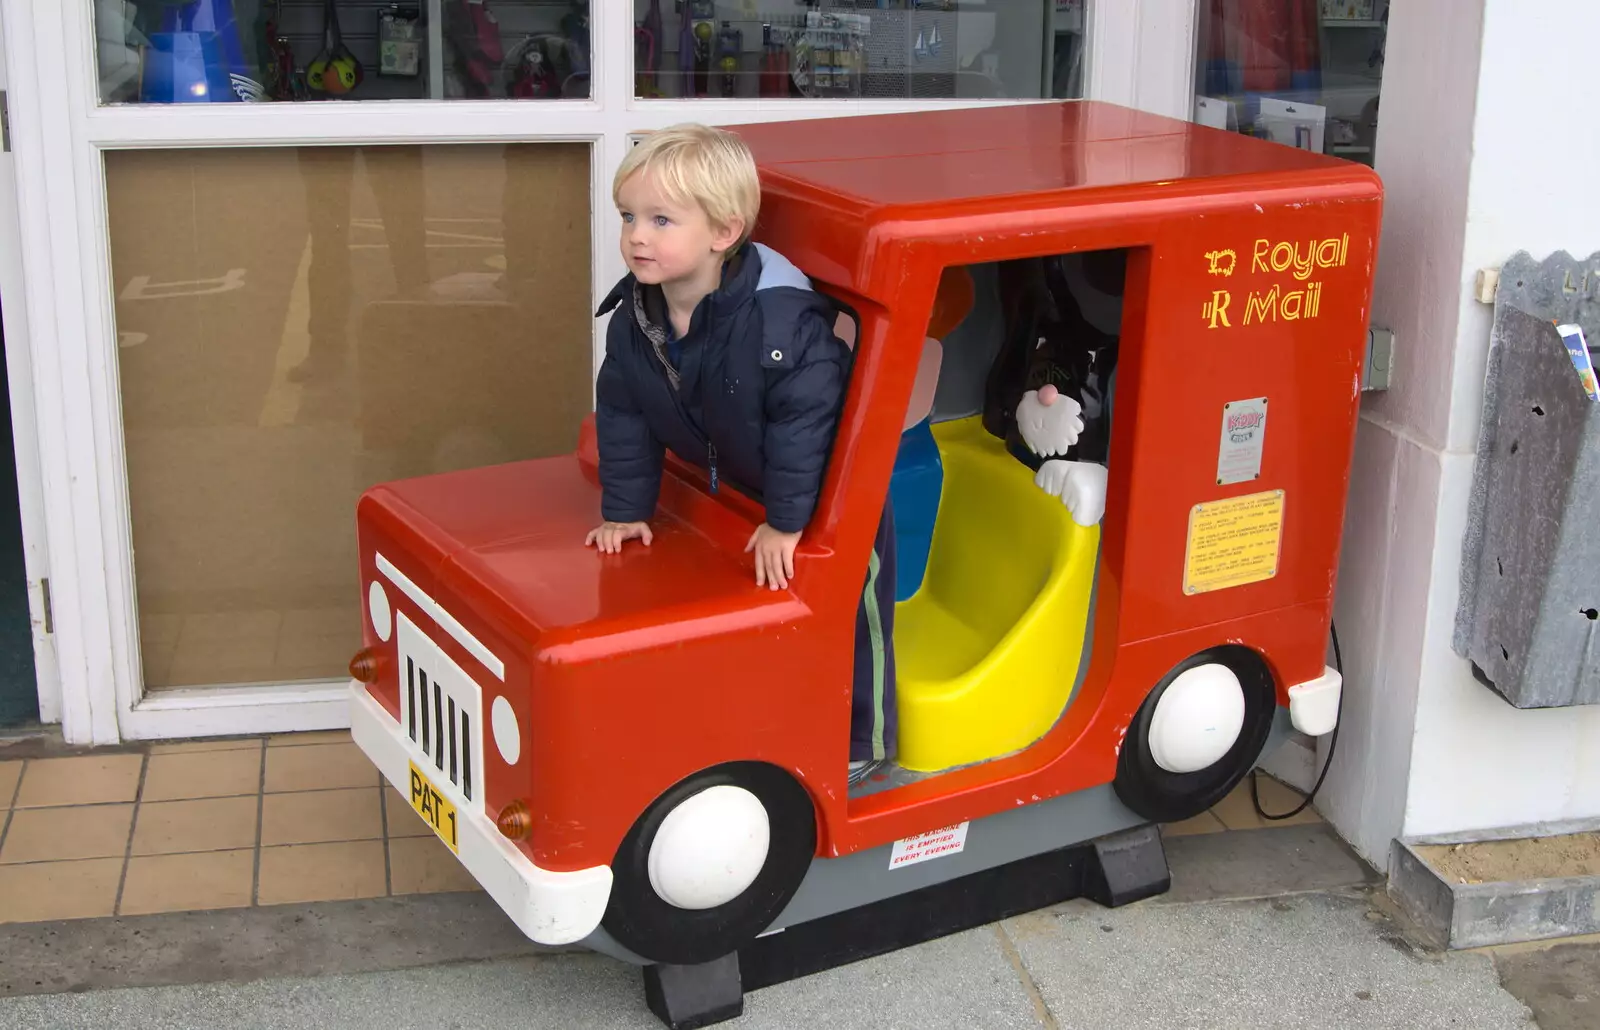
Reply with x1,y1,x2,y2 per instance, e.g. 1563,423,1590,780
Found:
1184,490,1286,595
890,822,970,869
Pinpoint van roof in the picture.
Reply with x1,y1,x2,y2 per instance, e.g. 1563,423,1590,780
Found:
732,101,1380,305
736,102,1362,214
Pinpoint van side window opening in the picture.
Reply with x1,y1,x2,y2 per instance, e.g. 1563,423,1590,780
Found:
876,249,1129,778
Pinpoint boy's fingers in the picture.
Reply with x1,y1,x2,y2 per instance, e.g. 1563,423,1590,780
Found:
639,525,653,546
745,528,759,553
783,547,795,580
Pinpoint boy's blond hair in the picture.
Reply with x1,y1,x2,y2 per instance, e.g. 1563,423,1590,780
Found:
614,124,760,251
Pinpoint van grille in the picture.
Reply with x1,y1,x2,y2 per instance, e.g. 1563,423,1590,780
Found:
397,611,484,803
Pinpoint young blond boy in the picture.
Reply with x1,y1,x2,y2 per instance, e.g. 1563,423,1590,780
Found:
587,124,897,781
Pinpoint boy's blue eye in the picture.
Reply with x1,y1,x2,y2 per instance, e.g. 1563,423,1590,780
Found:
654,215,671,227
621,212,634,223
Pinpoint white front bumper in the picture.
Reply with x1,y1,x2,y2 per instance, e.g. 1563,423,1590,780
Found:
1287,665,1342,736
349,681,612,946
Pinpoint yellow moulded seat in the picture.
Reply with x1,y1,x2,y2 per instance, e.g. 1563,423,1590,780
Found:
893,416,1101,772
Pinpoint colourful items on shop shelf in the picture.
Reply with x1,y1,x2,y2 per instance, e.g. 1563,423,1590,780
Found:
1201,0,1323,95
139,0,264,103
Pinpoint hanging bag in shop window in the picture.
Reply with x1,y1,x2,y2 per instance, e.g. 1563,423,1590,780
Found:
307,0,364,95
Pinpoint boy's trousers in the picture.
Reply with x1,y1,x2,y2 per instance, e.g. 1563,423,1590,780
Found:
851,497,898,764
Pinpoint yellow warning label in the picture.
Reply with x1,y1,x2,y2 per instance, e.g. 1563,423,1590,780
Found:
1183,490,1285,595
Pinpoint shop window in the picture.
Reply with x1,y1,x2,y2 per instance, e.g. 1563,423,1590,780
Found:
97,1,593,104
632,1,1086,100
105,143,592,690
1193,0,1388,166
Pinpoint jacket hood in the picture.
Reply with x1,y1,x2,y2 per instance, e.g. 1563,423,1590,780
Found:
595,242,824,320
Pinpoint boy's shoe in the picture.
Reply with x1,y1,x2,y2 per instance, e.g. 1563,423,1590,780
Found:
848,758,885,787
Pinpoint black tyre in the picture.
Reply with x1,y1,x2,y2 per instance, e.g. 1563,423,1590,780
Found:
1112,645,1277,824
602,762,817,966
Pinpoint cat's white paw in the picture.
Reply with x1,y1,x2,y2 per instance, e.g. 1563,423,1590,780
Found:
1061,462,1109,527
1035,459,1073,498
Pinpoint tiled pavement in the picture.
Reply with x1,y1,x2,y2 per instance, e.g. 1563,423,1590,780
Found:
0,732,477,924
0,730,1323,926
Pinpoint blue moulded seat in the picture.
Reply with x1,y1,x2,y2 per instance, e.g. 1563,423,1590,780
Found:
888,418,944,602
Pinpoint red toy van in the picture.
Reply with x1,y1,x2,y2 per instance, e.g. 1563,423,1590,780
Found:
350,101,1380,1009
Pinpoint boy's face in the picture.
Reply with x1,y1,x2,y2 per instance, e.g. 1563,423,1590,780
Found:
616,170,744,289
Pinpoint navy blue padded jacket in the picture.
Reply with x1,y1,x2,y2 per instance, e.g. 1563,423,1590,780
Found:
593,242,850,534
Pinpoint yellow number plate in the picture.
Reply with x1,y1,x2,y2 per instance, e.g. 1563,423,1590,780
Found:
408,761,459,854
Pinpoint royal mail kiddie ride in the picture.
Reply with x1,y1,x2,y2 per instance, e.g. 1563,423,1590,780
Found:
348,102,1381,1027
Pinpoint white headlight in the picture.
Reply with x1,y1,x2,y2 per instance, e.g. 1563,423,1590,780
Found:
368,580,392,642
491,695,521,765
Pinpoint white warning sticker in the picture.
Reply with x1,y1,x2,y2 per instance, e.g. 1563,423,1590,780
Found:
889,822,970,870
1216,396,1269,486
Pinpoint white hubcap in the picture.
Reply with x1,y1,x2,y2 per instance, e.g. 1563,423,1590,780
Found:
647,785,771,910
1148,663,1246,774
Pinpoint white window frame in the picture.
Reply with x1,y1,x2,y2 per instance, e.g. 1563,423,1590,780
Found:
0,1,61,731
0,0,1194,743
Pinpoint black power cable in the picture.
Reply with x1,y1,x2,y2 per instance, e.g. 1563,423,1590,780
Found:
1250,622,1344,821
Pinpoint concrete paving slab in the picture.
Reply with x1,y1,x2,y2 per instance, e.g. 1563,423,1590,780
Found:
1493,939,1600,1030
0,926,1036,1030
0,893,551,998
1003,892,1536,1029
741,926,1041,1029
0,955,639,1030
1159,823,1379,904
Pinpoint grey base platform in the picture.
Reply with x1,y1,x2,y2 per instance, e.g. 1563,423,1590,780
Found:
644,823,1170,1030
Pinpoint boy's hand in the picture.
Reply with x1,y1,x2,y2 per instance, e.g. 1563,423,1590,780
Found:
586,521,654,554
745,523,801,590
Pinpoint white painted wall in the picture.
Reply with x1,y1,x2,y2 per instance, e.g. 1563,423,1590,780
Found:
1404,0,1600,838
1323,0,1600,867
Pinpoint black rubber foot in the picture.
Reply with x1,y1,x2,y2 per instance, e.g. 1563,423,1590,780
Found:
1083,823,1171,907
638,824,1170,1028
642,953,743,1030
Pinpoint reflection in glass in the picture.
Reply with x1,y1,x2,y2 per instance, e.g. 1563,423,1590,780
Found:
96,0,591,104
632,0,1084,101
105,144,592,689
1193,0,1388,166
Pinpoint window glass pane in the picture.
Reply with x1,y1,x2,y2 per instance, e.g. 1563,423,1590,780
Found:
105,144,593,690
1194,0,1388,166
97,1,592,104
633,1,1084,100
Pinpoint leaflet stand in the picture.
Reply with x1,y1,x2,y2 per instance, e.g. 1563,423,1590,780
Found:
1455,250,1600,708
